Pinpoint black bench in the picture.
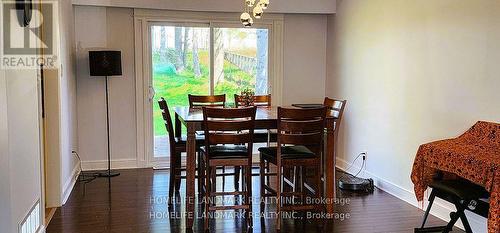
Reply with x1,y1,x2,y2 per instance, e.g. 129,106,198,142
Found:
415,179,490,233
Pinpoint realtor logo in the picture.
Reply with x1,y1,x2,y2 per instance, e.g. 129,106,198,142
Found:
1,1,57,69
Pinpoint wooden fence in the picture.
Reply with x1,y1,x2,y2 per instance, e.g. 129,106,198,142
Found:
224,52,256,74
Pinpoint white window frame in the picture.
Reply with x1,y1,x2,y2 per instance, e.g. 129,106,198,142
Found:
133,9,284,168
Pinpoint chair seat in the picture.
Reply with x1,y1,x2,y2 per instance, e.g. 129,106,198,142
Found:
258,146,316,160
201,145,249,158
429,179,489,200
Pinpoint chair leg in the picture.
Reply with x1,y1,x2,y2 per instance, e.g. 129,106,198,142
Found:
246,163,253,228
420,191,436,228
211,165,217,203
459,205,473,233
199,152,206,198
204,165,211,232
168,150,177,201
276,163,282,231
267,130,271,147
175,152,182,192
235,166,241,192
259,155,266,213
443,206,463,233
292,167,297,193
222,166,226,192
300,166,305,205
197,151,202,197
265,161,270,186
315,163,325,227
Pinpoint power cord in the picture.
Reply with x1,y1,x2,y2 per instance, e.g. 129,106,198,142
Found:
338,152,374,193
72,151,98,183
341,152,367,179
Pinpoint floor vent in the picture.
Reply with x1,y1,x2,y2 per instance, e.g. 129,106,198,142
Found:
19,200,40,233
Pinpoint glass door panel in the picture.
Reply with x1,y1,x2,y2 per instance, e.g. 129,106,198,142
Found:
213,28,269,105
151,25,210,159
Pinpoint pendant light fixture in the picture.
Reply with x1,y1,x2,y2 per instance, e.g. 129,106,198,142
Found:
241,0,269,27
240,12,253,27
246,0,256,7
253,5,263,19
258,0,269,9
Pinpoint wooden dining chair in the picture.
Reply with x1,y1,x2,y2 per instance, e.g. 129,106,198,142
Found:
188,94,226,108
234,93,275,190
323,97,347,137
323,97,347,184
158,98,204,200
259,107,326,231
201,106,256,231
234,94,277,145
189,94,241,191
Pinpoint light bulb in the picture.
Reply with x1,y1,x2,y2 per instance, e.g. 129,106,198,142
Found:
244,17,254,27
245,0,255,7
253,6,263,19
258,0,269,9
240,12,253,27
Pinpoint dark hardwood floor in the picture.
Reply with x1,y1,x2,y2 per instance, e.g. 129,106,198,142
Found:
46,169,463,233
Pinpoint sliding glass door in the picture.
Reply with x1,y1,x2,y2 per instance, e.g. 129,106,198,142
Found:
213,27,269,105
150,23,270,164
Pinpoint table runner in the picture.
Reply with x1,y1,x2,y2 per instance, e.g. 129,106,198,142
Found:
411,121,500,233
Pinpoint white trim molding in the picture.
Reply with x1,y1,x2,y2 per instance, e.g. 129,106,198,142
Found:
61,161,81,205
81,159,139,171
71,0,336,14
336,157,487,232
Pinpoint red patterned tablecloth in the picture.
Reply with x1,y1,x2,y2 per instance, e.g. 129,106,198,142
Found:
411,121,500,233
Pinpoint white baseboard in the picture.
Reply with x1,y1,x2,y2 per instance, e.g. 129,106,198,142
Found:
336,157,487,232
81,159,138,171
62,161,81,205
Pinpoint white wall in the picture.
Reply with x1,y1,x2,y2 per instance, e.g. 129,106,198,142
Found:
328,0,500,231
0,66,13,233
44,0,80,207
0,8,43,233
75,6,137,170
283,14,327,105
74,6,328,169
58,0,79,204
5,70,42,233
72,0,336,14
0,1,78,230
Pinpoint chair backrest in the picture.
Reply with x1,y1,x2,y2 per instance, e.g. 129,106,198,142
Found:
158,97,176,146
277,107,326,156
203,107,256,155
234,94,272,107
323,97,347,131
189,94,226,108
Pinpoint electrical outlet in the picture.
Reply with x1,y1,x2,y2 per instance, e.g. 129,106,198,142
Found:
361,151,368,160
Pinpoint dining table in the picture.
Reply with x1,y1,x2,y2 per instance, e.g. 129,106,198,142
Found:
174,106,339,229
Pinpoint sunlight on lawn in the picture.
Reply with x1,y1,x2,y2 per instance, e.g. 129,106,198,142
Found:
153,50,255,136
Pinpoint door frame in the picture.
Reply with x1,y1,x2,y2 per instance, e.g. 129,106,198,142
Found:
133,9,284,168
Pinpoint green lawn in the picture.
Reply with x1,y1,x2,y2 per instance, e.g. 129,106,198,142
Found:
153,50,255,136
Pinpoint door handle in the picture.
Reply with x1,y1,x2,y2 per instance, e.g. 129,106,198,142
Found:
148,86,156,101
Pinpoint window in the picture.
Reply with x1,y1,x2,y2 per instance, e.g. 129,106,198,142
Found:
213,28,269,104
151,24,269,158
